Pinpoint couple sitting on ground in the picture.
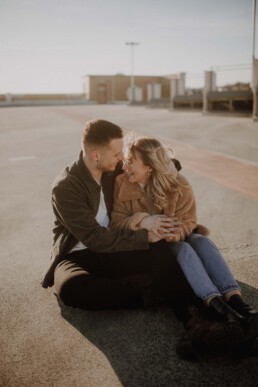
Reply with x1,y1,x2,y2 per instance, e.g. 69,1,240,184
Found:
41,119,258,361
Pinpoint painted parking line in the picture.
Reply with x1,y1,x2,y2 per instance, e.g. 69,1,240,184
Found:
9,156,35,161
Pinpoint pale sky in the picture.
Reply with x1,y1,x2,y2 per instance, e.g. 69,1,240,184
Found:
0,0,256,93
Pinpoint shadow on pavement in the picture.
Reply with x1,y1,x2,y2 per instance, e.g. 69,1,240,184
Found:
60,281,258,387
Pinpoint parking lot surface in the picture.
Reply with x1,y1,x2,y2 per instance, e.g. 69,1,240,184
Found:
1,105,258,386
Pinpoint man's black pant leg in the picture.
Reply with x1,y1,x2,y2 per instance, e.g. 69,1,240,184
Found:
54,249,151,310
54,243,199,321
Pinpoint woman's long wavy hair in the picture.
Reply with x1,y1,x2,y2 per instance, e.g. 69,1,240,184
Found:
128,137,190,212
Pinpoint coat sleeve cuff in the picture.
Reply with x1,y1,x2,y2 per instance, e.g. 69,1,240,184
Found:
130,213,150,230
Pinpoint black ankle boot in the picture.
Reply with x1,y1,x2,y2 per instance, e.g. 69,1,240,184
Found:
177,305,243,357
228,295,258,341
209,296,243,323
228,295,258,318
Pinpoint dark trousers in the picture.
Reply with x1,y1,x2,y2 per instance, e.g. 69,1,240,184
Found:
54,241,198,322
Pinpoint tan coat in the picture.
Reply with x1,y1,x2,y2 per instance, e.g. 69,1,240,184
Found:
110,173,199,242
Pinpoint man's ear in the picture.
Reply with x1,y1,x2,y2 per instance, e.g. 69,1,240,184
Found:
89,149,99,162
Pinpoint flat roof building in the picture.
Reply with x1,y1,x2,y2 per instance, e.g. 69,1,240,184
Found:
82,74,171,104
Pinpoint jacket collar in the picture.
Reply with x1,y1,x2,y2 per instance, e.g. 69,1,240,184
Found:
76,151,123,189
76,151,100,189
118,175,144,201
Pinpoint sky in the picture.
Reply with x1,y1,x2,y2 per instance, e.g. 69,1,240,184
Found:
0,0,257,94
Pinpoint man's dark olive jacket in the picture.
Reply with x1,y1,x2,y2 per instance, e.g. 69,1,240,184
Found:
41,152,149,289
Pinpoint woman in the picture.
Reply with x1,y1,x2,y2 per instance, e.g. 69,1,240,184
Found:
110,137,258,358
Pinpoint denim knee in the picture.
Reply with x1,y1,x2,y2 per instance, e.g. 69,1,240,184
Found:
169,241,189,256
187,234,212,249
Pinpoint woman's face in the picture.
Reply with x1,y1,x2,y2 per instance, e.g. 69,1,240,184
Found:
123,150,152,185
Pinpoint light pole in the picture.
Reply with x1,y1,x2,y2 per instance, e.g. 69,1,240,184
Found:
125,42,139,103
253,0,256,61
252,0,258,120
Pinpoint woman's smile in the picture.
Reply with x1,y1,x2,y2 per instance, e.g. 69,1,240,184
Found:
123,151,151,185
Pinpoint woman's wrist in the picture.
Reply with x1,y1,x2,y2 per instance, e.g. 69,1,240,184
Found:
139,215,151,230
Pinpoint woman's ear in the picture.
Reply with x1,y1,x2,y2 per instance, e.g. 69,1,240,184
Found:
148,167,153,176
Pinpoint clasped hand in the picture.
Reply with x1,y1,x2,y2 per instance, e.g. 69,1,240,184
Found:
140,214,181,242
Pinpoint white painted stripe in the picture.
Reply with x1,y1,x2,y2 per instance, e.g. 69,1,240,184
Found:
9,156,35,161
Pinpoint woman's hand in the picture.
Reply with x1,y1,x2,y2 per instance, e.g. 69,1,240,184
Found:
140,215,181,238
148,226,181,243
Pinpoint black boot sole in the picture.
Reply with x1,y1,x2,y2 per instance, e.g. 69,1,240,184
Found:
192,321,244,355
242,313,258,342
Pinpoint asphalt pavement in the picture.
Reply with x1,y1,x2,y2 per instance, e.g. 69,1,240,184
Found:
1,105,258,386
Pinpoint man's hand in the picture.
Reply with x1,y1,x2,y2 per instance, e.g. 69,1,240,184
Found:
163,231,181,242
148,227,181,244
161,215,181,242
148,230,162,243
141,215,181,238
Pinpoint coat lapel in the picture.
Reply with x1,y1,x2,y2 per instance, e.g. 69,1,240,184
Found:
118,177,143,201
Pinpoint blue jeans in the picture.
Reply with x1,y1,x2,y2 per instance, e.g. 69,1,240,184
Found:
169,234,240,301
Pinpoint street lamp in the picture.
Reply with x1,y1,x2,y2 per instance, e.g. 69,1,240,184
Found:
125,42,139,104
252,0,256,61
252,0,258,120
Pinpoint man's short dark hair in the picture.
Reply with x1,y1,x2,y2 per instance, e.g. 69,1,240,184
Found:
82,119,123,149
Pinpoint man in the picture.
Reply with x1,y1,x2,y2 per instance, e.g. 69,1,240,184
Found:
41,119,242,360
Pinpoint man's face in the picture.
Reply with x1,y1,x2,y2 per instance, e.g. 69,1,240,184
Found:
97,138,123,172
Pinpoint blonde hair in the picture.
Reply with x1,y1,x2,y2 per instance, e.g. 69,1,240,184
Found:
129,137,189,211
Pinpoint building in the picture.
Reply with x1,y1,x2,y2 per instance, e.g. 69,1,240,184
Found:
82,74,171,104
203,72,253,113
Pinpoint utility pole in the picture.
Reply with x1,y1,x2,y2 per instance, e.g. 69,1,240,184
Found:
252,0,258,120
125,42,139,104
253,0,256,60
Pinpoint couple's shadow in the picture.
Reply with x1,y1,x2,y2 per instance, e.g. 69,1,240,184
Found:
60,281,258,387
